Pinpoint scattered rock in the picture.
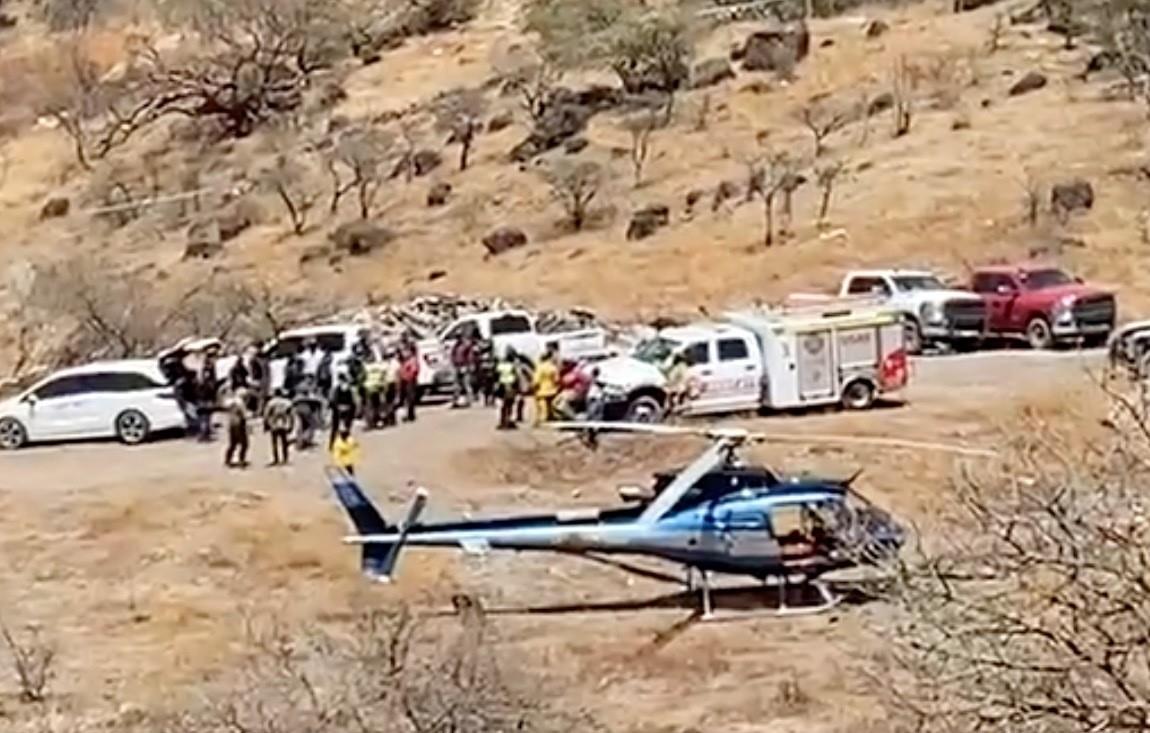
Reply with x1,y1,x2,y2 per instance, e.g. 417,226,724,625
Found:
412,149,442,176
1051,178,1094,213
0,13,18,29
216,207,253,242
39,197,70,220
1083,50,1118,78
508,86,623,161
330,220,394,255
482,226,528,256
487,111,514,133
739,79,772,95
820,38,835,48
729,42,746,62
184,220,224,260
864,19,889,38
428,269,448,281
1008,70,1047,96
955,0,1000,11
563,137,589,155
626,204,670,241
712,180,740,210
691,58,736,89
951,115,971,130
685,188,705,212
298,244,331,265
980,98,992,108
741,21,810,73
427,181,452,207
867,91,895,115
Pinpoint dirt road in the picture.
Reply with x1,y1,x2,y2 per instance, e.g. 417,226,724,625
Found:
0,348,1108,732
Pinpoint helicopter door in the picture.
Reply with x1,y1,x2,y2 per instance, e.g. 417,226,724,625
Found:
715,509,777,559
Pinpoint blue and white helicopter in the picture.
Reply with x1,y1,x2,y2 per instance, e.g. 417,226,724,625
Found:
329,422,993,618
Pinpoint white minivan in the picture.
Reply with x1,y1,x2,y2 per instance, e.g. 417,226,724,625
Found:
0,360,187,449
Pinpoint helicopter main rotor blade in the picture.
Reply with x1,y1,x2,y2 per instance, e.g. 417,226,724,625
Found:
548,421,996,458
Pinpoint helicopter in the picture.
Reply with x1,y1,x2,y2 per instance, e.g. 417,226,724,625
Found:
328,422,995,619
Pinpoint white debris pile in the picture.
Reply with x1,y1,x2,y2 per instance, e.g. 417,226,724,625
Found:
328,294,606,339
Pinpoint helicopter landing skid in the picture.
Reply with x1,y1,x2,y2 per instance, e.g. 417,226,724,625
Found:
695,571,843,621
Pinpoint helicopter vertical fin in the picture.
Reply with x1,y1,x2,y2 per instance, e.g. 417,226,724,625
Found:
327,467,428,582
637,440,731,524
374,489,428,582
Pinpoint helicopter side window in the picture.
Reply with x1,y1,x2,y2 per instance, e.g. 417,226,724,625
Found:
767,503,829,555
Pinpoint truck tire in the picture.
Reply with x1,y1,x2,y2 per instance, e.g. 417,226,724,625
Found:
904,317,924,355
841,380,877,410
625,395,665,424
1026,316,1054,350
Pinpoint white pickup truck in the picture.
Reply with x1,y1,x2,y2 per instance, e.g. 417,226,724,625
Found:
421,309,609,386
592,303,909,423
837,270,986,353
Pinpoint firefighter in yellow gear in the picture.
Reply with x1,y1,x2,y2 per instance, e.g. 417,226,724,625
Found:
531,349,560,426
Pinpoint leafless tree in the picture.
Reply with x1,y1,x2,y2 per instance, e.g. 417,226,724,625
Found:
892,57,913,138
493,45,561,126
797,95,848,158
436,88,487,171
542,159,603,231
746,151,795,247
262,155,318,235
987,12,1007,53
622,109,659,187
1022,171,1046,227
816,158,847,224
877,400,1150,733
0,616,54,703
166,601,586,733
324,128,394,218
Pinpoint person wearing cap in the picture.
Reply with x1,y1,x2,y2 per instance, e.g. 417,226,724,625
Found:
224,389,251,469
263,388,295,465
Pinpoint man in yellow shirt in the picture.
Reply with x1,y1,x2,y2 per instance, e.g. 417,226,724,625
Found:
330,427,361,476
531,347,560,426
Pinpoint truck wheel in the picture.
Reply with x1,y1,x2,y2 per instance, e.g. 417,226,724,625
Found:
625,396,665,424
904,318,924,355
1026,316,1054,350
841,380,876,410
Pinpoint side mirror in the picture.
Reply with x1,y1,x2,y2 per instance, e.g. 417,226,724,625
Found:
21,394,37,405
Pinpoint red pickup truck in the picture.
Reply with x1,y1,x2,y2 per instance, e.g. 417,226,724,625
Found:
970,264,1116,349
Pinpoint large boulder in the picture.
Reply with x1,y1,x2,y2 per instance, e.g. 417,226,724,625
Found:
330,220,393,255
509,86,624,161
184,221,224,260
482,226,528,256
412,149,442,176
39,197,70,220
1009,70,1048,96
691,58,736,89
741,22,810,73
1051,179,1094,213
427,181,452,207
626,204,670,241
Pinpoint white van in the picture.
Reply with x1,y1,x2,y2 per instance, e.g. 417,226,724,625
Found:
0,360,187,449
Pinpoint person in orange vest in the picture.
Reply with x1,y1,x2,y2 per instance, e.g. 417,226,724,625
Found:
531,346,560,426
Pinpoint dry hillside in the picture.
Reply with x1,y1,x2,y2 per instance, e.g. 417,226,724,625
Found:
0,0,1149,375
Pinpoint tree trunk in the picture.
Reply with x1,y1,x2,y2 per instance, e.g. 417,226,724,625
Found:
459,131,473,171
763,193,775,247
818,183,833,221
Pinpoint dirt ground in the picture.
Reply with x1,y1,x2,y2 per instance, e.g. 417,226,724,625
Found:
0,347,1109,731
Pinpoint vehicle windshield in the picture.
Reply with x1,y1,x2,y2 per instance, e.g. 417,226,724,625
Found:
633,337,680,364
1023,269,1073,290
893,275,946,291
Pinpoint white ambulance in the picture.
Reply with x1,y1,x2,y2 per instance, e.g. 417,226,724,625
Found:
592,300,909,422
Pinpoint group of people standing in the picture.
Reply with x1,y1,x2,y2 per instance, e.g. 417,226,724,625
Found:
161,327,608,475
